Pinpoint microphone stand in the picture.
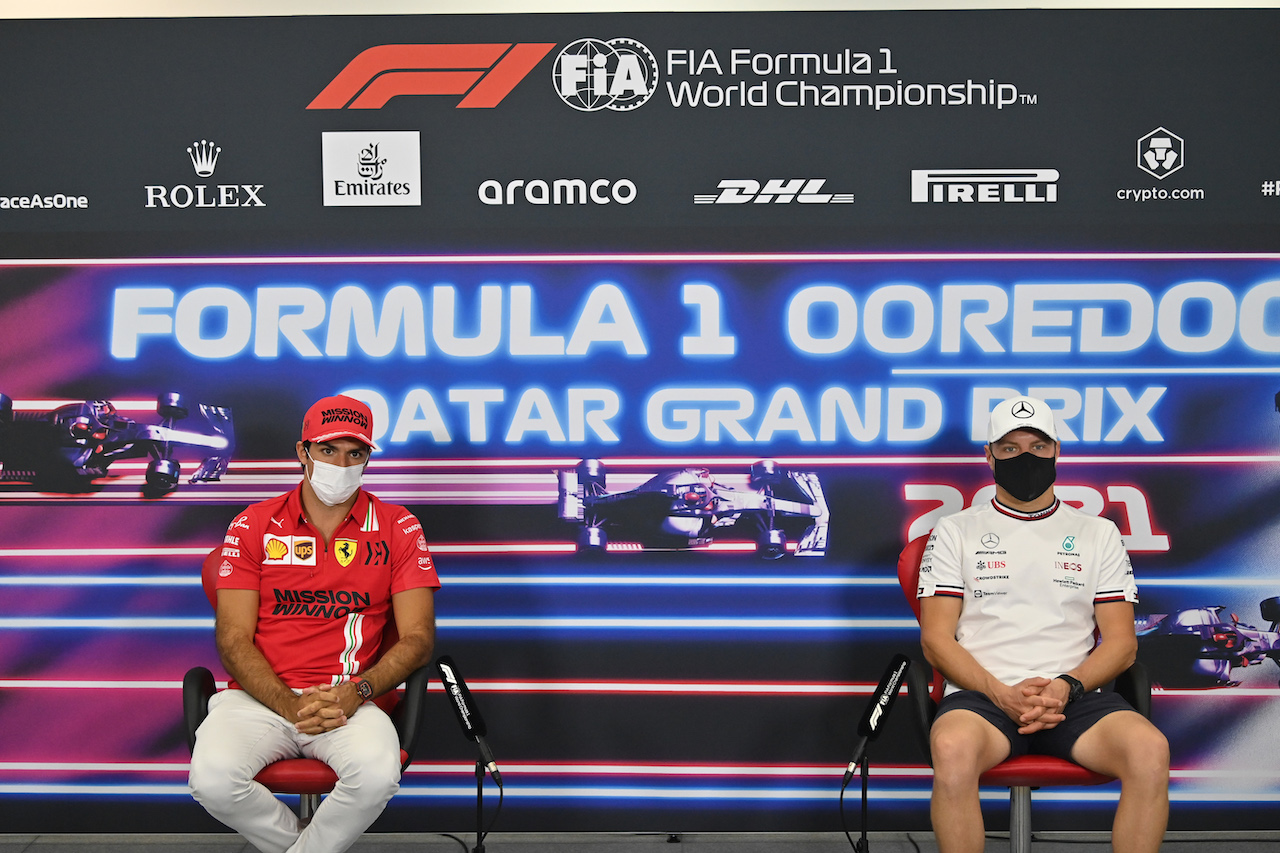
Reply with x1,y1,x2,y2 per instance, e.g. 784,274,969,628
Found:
473,757,486,853
857,757,869,853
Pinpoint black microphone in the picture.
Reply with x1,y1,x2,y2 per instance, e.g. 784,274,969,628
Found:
843,654,911,786
436,655,502,786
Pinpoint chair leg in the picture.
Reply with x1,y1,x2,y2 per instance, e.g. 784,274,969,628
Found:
299,793,321,825
1008,786,1031,853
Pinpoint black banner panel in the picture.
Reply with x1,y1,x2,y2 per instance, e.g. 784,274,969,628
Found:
1,8,1279,835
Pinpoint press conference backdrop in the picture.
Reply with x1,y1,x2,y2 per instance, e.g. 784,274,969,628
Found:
2,8,1280,834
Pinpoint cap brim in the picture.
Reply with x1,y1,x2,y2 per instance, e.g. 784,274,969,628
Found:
306,430,379,452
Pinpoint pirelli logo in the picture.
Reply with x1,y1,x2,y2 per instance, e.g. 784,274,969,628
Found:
911,168,1059,203
308,43,557,109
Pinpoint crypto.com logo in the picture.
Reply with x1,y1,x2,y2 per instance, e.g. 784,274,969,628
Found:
1137,127,1184,180
308,43,556,109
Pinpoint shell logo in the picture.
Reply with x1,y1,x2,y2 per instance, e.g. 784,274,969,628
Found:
265,537,290,560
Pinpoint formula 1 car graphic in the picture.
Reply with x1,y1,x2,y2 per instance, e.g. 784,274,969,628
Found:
0,392,233,496
557,459,829,559
1137,598,1280,687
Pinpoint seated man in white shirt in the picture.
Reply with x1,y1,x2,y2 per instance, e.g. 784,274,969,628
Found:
918,395,1169,853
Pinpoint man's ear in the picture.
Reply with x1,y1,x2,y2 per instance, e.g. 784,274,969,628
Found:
296,440,309,471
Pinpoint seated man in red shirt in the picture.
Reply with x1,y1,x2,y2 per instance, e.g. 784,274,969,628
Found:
189,395,439,853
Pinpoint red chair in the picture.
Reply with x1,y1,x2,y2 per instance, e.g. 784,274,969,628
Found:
183,548,429,821
896,535,1151,853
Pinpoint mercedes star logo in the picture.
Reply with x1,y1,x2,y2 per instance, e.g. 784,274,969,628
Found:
1011,400,1035,419
981,533,1000,549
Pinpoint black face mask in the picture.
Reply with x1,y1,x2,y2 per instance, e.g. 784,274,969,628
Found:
992,451,1057,503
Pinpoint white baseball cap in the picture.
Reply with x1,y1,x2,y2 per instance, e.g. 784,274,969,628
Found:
987,395,1059,444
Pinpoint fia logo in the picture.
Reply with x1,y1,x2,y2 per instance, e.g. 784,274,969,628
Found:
553,38,658,112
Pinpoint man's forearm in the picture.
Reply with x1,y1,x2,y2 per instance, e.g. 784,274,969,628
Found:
922,632,1006,699
1068,635,1138,692
216,632,299,721
356,629,434,698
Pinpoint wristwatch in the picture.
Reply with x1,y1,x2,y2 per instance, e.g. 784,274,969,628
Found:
1057,673,1085,704
353,678,373,701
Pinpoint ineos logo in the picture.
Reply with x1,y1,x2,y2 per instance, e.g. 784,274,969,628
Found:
1011,401,1035,419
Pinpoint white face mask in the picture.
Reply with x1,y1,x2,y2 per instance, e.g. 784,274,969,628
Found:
306,452,364,506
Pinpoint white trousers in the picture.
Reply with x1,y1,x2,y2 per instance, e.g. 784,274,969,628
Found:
189,689,401,853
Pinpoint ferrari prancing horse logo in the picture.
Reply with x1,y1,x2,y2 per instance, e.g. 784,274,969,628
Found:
335,539,358,567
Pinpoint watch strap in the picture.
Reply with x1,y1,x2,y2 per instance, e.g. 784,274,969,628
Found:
1057,673,1084,704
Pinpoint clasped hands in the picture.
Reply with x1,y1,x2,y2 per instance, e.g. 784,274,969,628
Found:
997,676,1070,734
291,682,362,735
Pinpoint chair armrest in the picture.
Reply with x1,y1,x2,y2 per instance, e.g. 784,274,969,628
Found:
391,665,431,771
904,658,939,766
183,666,216,755
1111,660,1152,720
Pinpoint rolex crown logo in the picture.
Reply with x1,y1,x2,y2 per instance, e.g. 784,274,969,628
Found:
187,139,222,178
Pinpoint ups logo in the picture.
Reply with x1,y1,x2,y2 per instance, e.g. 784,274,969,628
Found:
294,540,315,562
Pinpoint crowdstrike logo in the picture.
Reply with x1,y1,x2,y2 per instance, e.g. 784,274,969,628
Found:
308,43,556,109
322,131,421,207
553,38,659,111
694,178,855,204
911,169,1058,203
145,140,266,209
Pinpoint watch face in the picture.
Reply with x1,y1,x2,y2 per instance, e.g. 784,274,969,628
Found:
356,679,372,699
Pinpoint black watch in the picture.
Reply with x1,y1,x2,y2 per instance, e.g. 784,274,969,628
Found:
1057,673,1085,704
353,678,373,701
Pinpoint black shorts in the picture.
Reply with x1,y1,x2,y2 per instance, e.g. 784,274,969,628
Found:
935,689,1135,761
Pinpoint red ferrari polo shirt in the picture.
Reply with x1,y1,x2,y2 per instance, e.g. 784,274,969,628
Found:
217,483,440,689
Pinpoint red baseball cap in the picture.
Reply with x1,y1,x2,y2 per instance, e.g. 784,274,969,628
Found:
301,395,378,451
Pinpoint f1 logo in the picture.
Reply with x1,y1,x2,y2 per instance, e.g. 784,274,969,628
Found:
308,43,556,109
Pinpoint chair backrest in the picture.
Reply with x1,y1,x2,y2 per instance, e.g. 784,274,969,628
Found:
896,534,929,621
897,534,946,704
201,546,400,713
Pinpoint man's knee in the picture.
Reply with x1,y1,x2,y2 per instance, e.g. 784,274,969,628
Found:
189,747,252,808
931,727,988,785
333,743,402,807
1076,713,1170,787
1120,724,1170,785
